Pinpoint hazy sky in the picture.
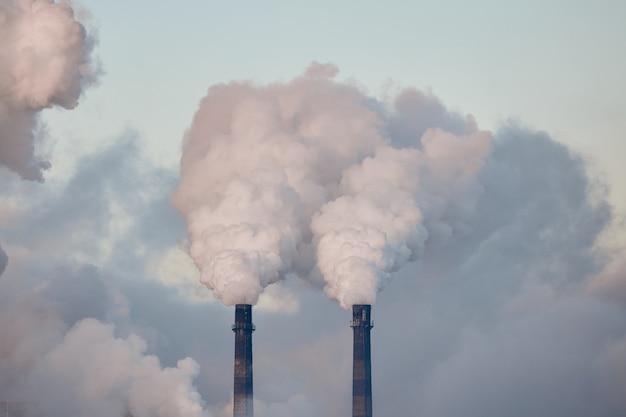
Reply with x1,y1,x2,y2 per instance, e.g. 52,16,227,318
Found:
45,0,626,206
2,1,626,417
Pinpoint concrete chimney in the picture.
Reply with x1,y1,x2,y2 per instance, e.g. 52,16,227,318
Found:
351,304,373,417
232,304,255,417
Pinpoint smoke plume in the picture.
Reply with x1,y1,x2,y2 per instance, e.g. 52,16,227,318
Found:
1,80,625,416
26,319,208,417
0,295,209,417
0,139,213,417
172,63,491,308
0,0,98,181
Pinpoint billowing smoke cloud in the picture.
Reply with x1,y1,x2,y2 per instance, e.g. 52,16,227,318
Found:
0,0,98,181
2,59,625,416
26,319,208,417
172,63,491,308
0,137,213,417
313,129,490,307
0,296,209,417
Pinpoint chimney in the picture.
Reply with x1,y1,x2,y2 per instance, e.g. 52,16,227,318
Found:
351,304,373,417
232,304,255,417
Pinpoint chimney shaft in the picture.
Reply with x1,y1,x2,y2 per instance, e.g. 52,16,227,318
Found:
232,304,255,417
351,304,373,417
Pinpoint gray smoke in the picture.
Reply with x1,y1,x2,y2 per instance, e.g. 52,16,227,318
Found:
0,0,99,181
0,136,213,417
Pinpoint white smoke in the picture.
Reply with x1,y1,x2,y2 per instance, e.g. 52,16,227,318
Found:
25,319,209,417
172,63,383,306
0,0,99,181
0,138,213,417
0,298,210,417
1,42,623,416
0,257,213,417
1,94,624,416
313,130,490,308
173,63,491,308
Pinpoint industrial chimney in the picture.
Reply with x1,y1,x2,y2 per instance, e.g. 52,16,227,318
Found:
232,304,255,417
351,304,373,417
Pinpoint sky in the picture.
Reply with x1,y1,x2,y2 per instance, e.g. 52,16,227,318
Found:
45,0,626,206
1,1,626,417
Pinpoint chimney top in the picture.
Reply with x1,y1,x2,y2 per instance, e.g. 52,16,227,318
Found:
233,304,255,332
351,304,373,329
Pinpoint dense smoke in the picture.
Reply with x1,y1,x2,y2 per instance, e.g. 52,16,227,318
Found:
172,63,490,308
0,297,208,417
2,59,625,416
0,137,213,417
0,0,98,181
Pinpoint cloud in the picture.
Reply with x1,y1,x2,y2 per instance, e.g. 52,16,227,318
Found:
0,135,212,416
421,296,625,417
0,0,99,181
369,122,625,417
588,257,626,305
26,319,209,417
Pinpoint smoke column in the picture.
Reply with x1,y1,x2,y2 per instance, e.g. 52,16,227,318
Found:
0,0,98,181
172,62,491,310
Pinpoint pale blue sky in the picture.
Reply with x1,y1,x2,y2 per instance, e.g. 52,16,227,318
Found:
46,0,626,207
